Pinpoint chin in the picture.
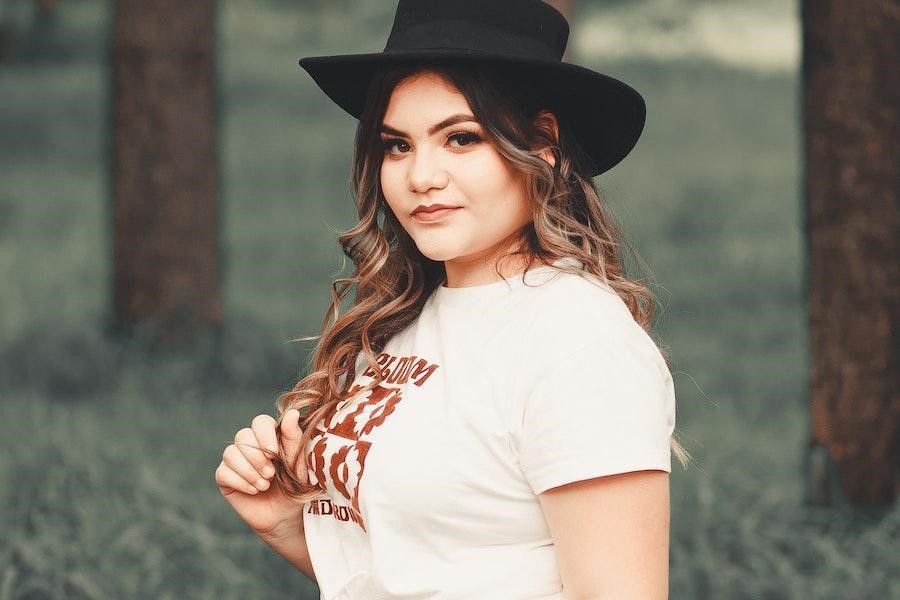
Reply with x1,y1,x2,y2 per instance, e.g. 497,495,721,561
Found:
414,243,462,263
417,250,456,262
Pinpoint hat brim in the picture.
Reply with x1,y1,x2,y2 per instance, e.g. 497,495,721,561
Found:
298,49,646,177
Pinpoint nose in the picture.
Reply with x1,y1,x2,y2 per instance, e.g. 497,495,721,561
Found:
407,146,449,193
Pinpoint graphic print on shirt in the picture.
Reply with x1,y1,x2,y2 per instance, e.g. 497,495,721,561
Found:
305,351,439,533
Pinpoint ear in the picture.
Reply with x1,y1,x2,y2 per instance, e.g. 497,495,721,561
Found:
533,110,560,168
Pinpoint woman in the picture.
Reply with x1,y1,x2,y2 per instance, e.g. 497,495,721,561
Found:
215,1,689,598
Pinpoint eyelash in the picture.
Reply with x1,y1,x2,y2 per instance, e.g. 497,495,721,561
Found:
381,131,482,155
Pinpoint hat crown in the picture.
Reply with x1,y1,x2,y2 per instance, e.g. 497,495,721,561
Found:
298,0,646,177
384,0,569,62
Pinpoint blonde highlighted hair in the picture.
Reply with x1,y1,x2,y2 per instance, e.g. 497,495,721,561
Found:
266,62,690,503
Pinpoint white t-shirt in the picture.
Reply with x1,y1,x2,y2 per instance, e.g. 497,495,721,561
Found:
302,257,677,599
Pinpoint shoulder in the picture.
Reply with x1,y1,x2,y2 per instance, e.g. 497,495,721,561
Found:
518,266,667,380
524,267,639,346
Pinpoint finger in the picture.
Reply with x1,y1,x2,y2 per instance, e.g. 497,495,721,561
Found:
223,443,270,491
235,426,275,480
278,408,308,481
250,414,279,477
252,413,279,454
215,461,260,496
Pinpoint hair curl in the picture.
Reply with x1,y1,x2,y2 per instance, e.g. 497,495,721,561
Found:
263,61,691,504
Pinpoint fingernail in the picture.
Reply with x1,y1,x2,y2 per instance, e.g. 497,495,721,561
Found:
262,465,275,478
256,478,269,490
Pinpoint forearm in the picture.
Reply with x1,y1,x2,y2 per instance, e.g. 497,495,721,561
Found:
258,526,316,583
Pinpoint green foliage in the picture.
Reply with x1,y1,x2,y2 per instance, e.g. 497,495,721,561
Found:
0,389,318,599
1,389,897,598
0,0,896,598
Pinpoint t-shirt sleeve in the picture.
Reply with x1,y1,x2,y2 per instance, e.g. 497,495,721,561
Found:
514,331,677,495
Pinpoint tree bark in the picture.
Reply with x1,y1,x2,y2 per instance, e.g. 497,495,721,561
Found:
802,0,900,506
111,0,222,348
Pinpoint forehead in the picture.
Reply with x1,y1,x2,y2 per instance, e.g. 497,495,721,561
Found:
382,71,472,125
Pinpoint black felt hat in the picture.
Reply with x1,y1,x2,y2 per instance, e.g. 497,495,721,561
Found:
298,0,646,177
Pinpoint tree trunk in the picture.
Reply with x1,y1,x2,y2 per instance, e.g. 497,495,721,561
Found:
802,0,900,507
110,0,222,349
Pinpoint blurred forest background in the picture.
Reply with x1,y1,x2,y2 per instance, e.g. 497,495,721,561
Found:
0,0,896,598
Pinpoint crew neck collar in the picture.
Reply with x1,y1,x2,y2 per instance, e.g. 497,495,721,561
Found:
430,257,581,310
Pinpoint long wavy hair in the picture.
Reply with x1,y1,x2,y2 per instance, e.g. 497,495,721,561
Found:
264,61,691,503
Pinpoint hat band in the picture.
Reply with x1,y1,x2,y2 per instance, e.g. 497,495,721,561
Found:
383,19,563,63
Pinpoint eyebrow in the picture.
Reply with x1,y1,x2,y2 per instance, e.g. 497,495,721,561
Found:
380,114,478,138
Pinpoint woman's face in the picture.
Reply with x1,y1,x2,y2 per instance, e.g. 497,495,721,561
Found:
379,71,533,287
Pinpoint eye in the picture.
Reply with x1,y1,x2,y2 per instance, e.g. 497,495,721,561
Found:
381,138,410,155
381,131,482,155
448,131,481,148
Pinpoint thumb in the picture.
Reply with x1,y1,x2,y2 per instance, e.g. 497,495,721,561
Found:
279,408,309,484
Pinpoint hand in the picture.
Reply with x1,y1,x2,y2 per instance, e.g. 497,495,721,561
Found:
215,408,310,537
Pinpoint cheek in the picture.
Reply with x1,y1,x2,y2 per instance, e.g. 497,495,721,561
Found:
379,163,389,192
479,150,518,185
379,163,403,207
461,156,522,207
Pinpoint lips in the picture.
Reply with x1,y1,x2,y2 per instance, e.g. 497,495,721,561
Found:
411,206,461,222
412,204,459,215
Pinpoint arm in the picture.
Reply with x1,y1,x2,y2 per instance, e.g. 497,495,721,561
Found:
257,526,317,583
537,469,670,600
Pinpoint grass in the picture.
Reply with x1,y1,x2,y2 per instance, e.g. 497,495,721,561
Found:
0,0,897,598
2,384,897,599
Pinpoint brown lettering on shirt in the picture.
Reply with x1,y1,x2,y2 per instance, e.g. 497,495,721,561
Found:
306,351,438,532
